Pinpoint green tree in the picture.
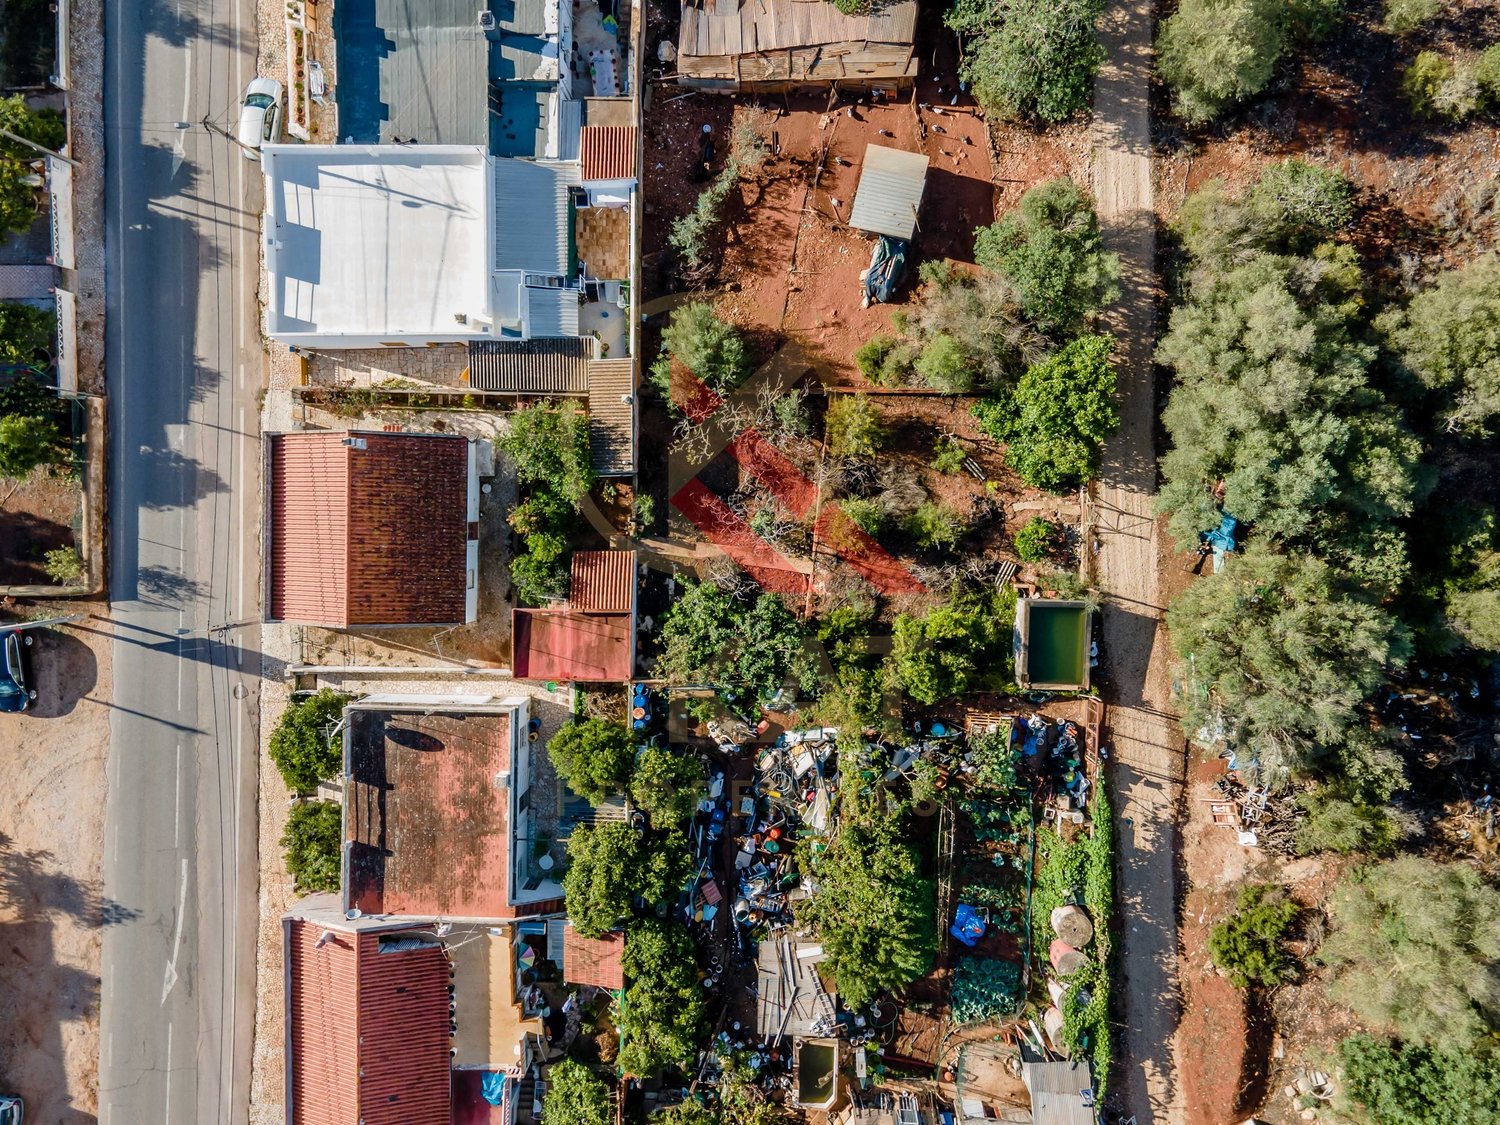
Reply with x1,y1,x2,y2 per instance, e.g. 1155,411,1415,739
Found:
974,178,1120,335
1295,787,1410,855
1377,254,1500,435
0,413,61,479
281,800,343,892
656,301,753,394
654,582,818,706
1337,1033,1500,1125
1241,160,1356,252
0,302,54,365
1207,883,1298,988
268,689,352,792
1383,0,1441,36
543,1060,611,1125
931,436,966,475
498,401,594,507
1157,253,1421,590
899,262,1042,392
888,588,1016,704
618,920,706,1076
628,746,706,826
974,334,1119,492
1166,543,1409,776
946,0,1106,124
1156,0,1286,124
796,793,937,1008
563,823,693,937
548,719,636,805
0,97,64,238
42,547,83,584
1014,517,1058,563
825,393,888,458
1323,856,1500,1054
904,500,966,551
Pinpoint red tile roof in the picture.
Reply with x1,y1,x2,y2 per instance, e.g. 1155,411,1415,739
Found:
563,926,626,990
580,125,637,182
569,550,635,612
268,431,470,627
512,608,634,682
345,709,518,919
287,920,452,1125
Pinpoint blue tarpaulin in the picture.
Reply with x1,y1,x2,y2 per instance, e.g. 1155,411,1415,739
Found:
481,1072,507,1106
950,904,986,947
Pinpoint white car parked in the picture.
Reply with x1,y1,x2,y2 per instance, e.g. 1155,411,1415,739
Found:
236,77,283,158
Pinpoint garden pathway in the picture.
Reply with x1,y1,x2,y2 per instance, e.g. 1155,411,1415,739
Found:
1089,0,1189,1122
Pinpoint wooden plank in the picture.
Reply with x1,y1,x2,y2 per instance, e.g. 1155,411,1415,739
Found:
680,4,698,55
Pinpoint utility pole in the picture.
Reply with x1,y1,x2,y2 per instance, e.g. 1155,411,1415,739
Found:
0,127,79,167
201,114,257,158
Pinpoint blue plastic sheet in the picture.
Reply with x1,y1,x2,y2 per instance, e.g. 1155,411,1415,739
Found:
950,903,986,947
481,1072,507,1106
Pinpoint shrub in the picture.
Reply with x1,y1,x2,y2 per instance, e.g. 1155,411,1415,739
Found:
1337,1033,1500,1124
654,582,819,706
1242,160,1356,250
889,588,1016,704
1478,45,1500,105
548,718,636,805
633,492,656,528
1323,855,1500,1053
825,394,888,458
855,336,913,386
840,497,885,535
900,263,1041,392
543,1060,611,1125
973,178,1120,335
932,437,966,475
281,800,343,892
269,689,352,792
1295,788,1410,855
913,334,972,394
1015,517,1058,562
628,746,706,826
1404,50,1454,117
498,401,594,507
1208,883,1298,988
904,500,966,551
1157,0,1286,124
0,413,62,479
946,0,1106,124
1383,0,1440,36
563,822,694,937
43,547,83,584
658,302,753,394
0,302,54,365
618,920,707,1076
670,167,738,270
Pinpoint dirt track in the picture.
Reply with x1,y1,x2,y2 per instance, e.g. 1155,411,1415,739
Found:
1088,0,1190,1121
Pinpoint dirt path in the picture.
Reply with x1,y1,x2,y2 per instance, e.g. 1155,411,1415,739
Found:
1088,1,1189,1122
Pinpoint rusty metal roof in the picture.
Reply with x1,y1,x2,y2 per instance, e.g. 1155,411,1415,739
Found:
344,708,517,919
267,431,470,627
580,125,637,182
563,925,625,990
468,337,591,394
287,920,452,1125
512,608,634,682
569,550,635,612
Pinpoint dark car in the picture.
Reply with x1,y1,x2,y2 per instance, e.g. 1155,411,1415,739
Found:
0,629,36,713
0,1093,21,1124
861,235,909,307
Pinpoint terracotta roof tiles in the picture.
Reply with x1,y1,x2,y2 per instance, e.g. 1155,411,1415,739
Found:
580,125,636,182
563,926,626,990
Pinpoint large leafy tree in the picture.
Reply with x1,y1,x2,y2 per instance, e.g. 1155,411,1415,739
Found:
280,800,343,893
974,178,1119,335
1323,856,1500,1055
617,920,706,1077
563,823,693,938
547,719,635,805
0,413,62,479
1377,253,1500,435
0,97,65,239
1156,0,1286,124
654,582,818,706
628,747,705,827
1177,161,1356,275
899,262,1044,393
1337,1033,1500,1125
543,1060,611,1125
0,302,54,365
888,589,1015,705
1166,543,1409,776
654,301,753,395
268,689,352,793
1157,252,1422,590
973,334,1119,492
497,400,595,507
946,0,1106,124
796,789,937,1008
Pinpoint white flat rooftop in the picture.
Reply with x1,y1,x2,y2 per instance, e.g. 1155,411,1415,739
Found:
262,145,492,343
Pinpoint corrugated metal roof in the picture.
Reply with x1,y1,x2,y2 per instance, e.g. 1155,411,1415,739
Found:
1022,1060,1096,1125
570,551,635,612
268,431,470,627
345,708,517,919
368,0,489,145
468,337,591,393
580,126,636,182
563,926,625,990
528,286,580,337
497,0,552,35
492,158,578,274
512,608,634,681
849,144,929,240
587,357,635,474
288,921,453,1125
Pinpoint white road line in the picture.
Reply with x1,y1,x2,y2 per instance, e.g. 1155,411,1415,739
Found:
111,820,119,863
160,857,188,1005
173,742,183,848
164,1020,174,1125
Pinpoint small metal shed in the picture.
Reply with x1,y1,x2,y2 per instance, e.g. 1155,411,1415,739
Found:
849,144,930,241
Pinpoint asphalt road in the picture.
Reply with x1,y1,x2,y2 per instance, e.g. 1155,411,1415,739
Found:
100,2,262,1122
